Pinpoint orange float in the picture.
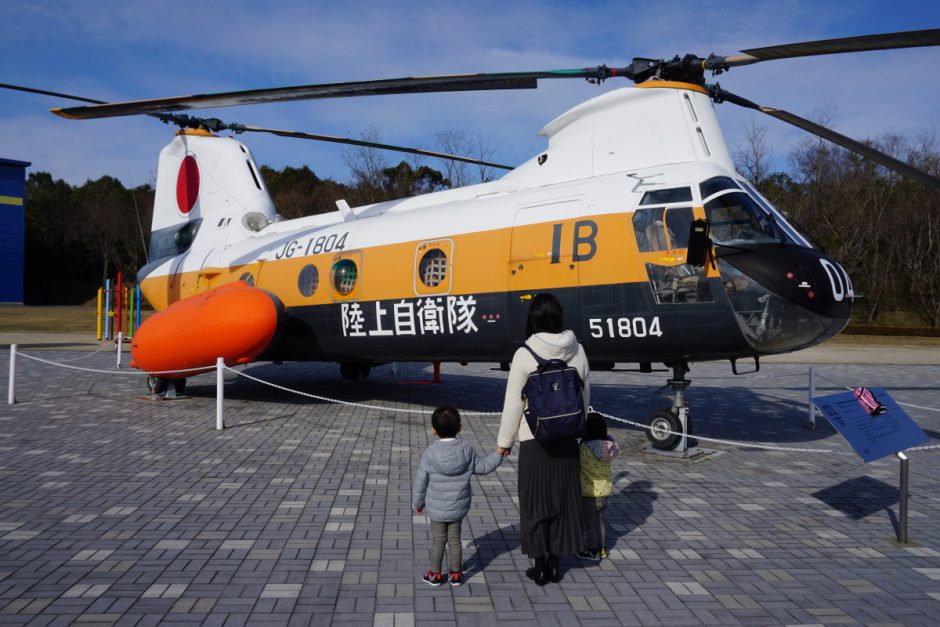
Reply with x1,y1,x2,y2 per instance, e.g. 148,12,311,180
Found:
130,281,283,378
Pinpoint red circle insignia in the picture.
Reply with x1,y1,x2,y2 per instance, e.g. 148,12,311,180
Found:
176,155,200,214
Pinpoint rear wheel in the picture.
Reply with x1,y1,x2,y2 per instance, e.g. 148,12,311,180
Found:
148,376,167,395
646,409,681,450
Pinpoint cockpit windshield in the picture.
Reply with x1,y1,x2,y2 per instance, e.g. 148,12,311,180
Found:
704,191,786,246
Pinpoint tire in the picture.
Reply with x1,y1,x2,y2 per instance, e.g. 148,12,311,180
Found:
172,378,187,395
148,376,168,395
646,409,682,450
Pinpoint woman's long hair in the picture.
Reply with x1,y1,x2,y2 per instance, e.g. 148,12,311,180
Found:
525,293,565,338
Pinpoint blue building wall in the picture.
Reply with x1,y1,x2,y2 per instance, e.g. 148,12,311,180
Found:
0,158,30,304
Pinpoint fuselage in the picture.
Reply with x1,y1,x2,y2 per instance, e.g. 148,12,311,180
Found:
136,82,853,370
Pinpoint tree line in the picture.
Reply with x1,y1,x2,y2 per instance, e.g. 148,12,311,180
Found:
20,128,940,328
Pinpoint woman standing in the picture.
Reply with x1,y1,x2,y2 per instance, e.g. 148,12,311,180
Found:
497,293,590,585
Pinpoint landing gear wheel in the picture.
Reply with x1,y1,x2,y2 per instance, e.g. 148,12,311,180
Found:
646,410,682,450
147,376,186,397
148,376,168,395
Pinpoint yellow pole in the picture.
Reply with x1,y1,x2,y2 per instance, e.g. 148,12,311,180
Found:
96,287,103,340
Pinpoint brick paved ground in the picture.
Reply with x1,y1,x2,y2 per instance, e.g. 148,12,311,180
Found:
1,347,939,625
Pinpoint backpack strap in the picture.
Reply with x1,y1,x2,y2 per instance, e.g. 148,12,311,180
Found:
523,345,548,366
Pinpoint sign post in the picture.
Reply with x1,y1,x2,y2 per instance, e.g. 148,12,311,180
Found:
813,387,927,544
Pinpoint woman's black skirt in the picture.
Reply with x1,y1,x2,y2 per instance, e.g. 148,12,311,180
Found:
518,438,583,558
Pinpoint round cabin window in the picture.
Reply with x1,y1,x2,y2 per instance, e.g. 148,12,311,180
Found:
332,259,358,296
418,248,448,288
298,264,319,297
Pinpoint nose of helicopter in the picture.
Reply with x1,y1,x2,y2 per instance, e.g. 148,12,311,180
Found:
715,245,853,353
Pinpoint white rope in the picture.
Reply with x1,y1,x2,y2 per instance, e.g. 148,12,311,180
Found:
224,365,501,416
48,340,116,362
594,410,846,454
816,373,940,413
12,350,938,453
16,351,215,376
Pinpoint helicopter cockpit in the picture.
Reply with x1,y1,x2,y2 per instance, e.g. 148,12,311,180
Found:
699,176,849,353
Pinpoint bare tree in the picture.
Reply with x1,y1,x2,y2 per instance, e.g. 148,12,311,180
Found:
343,128,391,205
434,129,471,188
734,116,772,185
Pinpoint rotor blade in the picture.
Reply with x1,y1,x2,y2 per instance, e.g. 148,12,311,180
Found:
51,67,631,120
237,124,513,170
0,82,105,104
713,86,940,192
712,28,940,69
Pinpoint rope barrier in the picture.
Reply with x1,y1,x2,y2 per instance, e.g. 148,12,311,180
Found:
7,348,938,453
816,373,940,413
593,410,845,454
16,351,217,376
49,340,116,362
224,365,501,416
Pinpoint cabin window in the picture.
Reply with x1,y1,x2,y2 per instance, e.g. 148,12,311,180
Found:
149,219,203,261
699,176,741,200
298,264,319,297
238,272,255,287
414,239,454,295
639,187,692,206
646,263,713,304
331,259,358,296
419,249,447,287
632,207,694,252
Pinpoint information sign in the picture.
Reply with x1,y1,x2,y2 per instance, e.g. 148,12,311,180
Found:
812,388,927,462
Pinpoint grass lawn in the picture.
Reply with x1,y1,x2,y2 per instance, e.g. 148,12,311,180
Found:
0,305,152,333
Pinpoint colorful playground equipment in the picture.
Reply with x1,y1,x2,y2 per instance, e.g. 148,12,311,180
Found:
97,271,142,341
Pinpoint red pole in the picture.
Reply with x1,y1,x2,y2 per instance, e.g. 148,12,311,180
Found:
116,271,123,335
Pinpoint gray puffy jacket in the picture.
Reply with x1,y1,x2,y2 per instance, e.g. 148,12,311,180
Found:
412,437,502,522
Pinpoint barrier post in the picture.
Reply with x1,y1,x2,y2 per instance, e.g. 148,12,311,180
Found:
7,344,15,405
115,331,123,368
807,366,817,429
216,357,225,430
116,271,123,336
897,451,909,544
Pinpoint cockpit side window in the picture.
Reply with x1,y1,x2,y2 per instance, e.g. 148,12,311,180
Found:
705,192,784,246
740,181,813,248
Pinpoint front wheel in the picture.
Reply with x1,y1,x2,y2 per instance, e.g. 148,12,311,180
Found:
646,409,681,450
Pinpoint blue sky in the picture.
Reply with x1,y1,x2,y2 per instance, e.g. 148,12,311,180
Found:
1,0,938,188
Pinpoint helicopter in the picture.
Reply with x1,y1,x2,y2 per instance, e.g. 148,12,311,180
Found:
4,28,939,450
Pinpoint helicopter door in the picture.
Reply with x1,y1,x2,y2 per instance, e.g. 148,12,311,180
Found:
507,203,582,344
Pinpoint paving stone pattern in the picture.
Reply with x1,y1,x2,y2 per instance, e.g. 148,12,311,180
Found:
1,349,939,625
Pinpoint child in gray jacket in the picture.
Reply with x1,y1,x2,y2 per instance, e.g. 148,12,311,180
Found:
413,405,502,587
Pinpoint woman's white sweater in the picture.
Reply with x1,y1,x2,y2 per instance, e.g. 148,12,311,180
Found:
497,330,591,450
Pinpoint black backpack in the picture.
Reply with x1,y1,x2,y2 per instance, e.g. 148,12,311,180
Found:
521,345,586,443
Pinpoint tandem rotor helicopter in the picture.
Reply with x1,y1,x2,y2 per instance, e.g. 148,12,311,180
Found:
5,28,940,450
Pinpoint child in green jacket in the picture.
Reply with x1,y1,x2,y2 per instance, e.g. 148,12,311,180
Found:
578,413,619,560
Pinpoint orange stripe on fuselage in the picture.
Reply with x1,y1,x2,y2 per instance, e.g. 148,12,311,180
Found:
140,209,718,311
